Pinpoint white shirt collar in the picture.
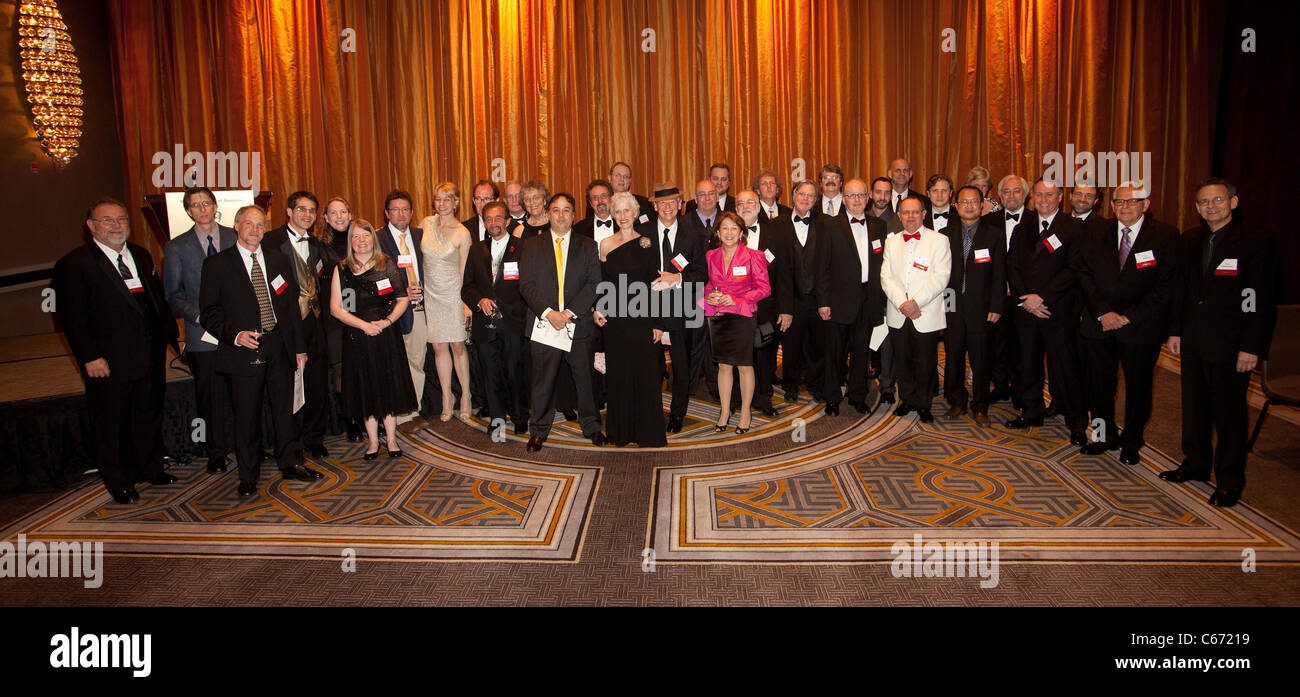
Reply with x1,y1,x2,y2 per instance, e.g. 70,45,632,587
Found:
93,239,133,269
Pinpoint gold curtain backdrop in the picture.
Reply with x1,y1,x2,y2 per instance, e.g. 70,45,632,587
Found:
107,0,1213,260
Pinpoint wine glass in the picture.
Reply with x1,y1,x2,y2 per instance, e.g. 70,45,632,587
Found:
248,329,264,365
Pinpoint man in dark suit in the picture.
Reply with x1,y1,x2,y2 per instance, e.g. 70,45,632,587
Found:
1160,178,1280,507
868,176,903,234
54,197,181,504
263,191,332,458
375,190,427,420
987,174,1029,410
813,164,847,221
736,190,793,417
925,174,956,232
503,181,528,229
519,193,607,451
1074,182,1179,465
462,201,530,435
164,186,236,473
866,176,901,403
608,161,654,219
463,180,498,243
943,185,1006,424
1068,184,1108,237
685,179,724,399
754,170,792,223
817,178,886,416
642,183,708,433
887,158,929,215
686,163,738,215
1005,179,1087,444
573,179,617,245
199,205,319,497
779,180,829,404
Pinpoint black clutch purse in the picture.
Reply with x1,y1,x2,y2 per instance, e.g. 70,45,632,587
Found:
754,321,776,348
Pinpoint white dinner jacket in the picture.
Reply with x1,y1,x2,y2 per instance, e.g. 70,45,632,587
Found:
880,226,952,333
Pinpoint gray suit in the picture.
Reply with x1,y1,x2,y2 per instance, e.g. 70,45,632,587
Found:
164,225,236,351
163,224,235,465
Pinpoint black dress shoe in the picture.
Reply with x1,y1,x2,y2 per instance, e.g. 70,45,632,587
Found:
1209,489,1241,507
526,435,545,452
307,445,329,458
1080,441,1119,456
1118,447,1141,466
281,464,324,480
782,390,802,404
1069,430,1087,446
590,432,608,447
848,400,869,414
1158,468,1210,483
892,403,912,417
880,392,896,405
1043,402,1062,418
148,472,178,485
206,457,229,474
1005,415,1043,429
237,481,257,497
346,421,363,442
825,403,840,416
513,421,529,436
916,408,934,423
110,488,139,504
760,405,779,418
562,410,578,422
666,416,683,434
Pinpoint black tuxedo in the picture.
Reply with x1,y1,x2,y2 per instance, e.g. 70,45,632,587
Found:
1169,218,1280,493
462,214,490,243
986,207,1027,406
462,235,530,427
573,215,617,242
817,215,886,407
199,245,306,483
53,241,178,494
748,219,796,406
263,225,331,449
1007,211,1085,428
639,217,707,418
518,230,604,438
943,217,1006,411
925,207,957,232
779,211,829,400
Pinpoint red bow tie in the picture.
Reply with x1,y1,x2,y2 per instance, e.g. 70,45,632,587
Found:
903,232,920,241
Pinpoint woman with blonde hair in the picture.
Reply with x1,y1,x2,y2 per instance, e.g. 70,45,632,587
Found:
329,220,417,458
419,182,475,421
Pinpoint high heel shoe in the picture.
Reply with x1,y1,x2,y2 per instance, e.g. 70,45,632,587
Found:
735,420,752,435
363,448,380,460
713,424,728,433
387,449,403,458
440,413,452,422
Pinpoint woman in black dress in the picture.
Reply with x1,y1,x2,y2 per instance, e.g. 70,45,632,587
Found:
318,197,358,440
511,180,550,240
329,220,418,459
593,191,666,447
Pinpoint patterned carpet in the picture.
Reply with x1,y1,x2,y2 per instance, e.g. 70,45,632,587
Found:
648,397,1300,564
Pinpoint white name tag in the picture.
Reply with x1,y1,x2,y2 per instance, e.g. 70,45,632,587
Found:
671,253,688,271
732,265,748,278
270,275,288,294
1215,258,1238,276
503,261,519,280
764,248,776,264
974,248,991,263
872,238,883,252
376,278,393,295
200,330,219,345
124,278,144,293
1043,234,1063,252
1134,250,1156,268
315,259,324,276
397,254,414,268
638,213,649,224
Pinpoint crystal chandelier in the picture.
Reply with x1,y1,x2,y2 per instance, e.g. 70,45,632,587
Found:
18,0,83,168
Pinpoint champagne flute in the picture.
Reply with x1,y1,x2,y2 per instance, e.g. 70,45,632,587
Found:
248,329,264,365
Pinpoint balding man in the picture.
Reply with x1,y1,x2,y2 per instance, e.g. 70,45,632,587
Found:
1005,179,1087,444
987,174,1029,410
54,197,181,504
778,181,830,404
737,190,794,416
608,161,654,219
687,163,737,215
887,159,929,215
200,205,319,497
1074,182,1179,465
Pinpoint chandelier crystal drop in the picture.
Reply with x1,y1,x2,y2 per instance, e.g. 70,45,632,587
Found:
18,0,83,167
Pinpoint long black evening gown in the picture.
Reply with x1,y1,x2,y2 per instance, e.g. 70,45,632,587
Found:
339,262,419,421
601,237,666,447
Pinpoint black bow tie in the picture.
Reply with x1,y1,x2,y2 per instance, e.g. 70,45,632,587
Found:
1006,212,1020,222
748,226,758,233
933,211,948,219
595,219,612,228
794,216,811,226
850,218,866,226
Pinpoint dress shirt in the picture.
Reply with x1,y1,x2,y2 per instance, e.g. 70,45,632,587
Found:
286,224,312,263
234,244,278,324
658,220,679,273
388,223,422,285
93,239,139,279
1003,208,1024,250
850,217,872,283
792,211,811,246
822,194,842,217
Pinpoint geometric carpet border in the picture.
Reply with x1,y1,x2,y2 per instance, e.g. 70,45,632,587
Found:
646,401,1300,564
0,423,600,563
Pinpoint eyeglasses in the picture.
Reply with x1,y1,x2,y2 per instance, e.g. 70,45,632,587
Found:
844,193,868,200
1196,196,1229,206
187,201,214,209
387,207,411,214
956,198,982,205
293,206,317,214
472,196,494,203
93,216,129,225
1113,198,1147,206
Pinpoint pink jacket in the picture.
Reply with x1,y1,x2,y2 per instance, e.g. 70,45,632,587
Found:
699,245,771,317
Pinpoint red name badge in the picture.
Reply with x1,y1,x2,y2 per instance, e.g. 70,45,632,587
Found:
731,265,748,281
502,261,519,280
376,278,394,295
872,239,883,254
973,248,991,264
125,278,144,293
270,275,288,295
1134,250,1156,269
1042,234,1063,253
913,257,930,272
671,253,687,271
1215,258,1238,276
315,259,324,277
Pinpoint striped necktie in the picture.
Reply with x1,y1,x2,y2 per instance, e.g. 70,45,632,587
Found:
249,253,276,331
